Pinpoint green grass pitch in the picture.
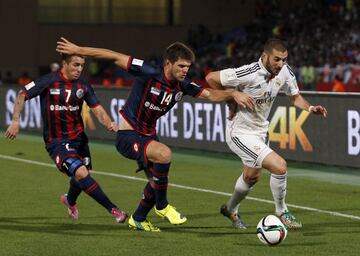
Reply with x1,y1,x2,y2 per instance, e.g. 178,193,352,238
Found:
0,133,360,256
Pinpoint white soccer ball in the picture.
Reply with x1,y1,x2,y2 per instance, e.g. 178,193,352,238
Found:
256,215,287,246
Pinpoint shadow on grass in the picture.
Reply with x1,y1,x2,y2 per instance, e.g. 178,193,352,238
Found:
0,216,129,236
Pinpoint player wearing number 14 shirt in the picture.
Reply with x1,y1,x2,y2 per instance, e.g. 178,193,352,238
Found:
5,54,128,224
56,37,253,232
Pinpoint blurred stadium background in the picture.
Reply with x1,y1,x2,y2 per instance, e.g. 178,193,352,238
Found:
0,0,359,92
0,0,359,255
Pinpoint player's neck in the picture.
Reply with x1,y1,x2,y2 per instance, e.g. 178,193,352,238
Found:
260,57,273,75
163,67,175,82
60,69,70,81
60,69,75,82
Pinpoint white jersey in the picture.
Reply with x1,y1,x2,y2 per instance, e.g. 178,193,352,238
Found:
220,57,299,135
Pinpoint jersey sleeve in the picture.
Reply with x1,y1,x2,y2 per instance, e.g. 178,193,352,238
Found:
126,56,158,77
283,64,299,96
220,64,256,87
182,80,204,97
83,81,100,108
20,73,54,100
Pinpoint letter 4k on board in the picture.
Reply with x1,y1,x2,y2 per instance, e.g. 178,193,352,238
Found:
268,106,313,152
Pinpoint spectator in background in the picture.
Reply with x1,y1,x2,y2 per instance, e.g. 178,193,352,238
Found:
17,72,32,86
343,63,353,83
114,77,124,88
301,64,317,90
332,75,346,92
102,68,113,87
49,62,60,73
5,71,16,84
88,60,99,79
320,63,333,83
226,39,236,58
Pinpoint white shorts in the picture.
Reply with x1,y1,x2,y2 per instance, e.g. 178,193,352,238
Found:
226,130,273,168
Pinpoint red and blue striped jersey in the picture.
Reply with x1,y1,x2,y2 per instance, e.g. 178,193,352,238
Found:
20,71,100,143
120,57,204,136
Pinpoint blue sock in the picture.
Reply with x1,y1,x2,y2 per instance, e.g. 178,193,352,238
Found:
152,163,170,210
78,175,117,212
133,183,155,222
67,177,82,206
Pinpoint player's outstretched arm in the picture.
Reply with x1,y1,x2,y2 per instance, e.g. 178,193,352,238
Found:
199,88,254,110
5,93,26,140
56,37,130,70
205,71,223,90
91,105,118,132
290,94,328,118
205,71,242,119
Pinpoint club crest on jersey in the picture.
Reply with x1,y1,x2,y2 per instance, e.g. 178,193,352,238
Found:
150,87,161,95
50,88,60,95
175,91,183,101
76,89,84,99
133,142,140,152
275,78,281,87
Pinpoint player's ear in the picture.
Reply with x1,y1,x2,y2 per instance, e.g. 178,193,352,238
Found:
164,59,171,67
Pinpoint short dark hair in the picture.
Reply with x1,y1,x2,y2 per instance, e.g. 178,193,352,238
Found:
163,42,195,63
264,38,287,53
61,54,85,63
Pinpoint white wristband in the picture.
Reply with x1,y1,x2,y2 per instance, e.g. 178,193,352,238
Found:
308,105,315,112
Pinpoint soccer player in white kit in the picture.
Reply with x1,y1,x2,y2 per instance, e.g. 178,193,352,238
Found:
206,39,327,229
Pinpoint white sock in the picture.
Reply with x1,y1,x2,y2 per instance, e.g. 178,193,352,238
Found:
227,173,251,213
270,173,288,215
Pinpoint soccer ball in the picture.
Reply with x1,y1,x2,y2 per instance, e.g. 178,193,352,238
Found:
256,215,287,246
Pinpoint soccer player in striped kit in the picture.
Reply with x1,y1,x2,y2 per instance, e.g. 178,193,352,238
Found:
56,37,254,232
5,54,128,224
206,38,327,229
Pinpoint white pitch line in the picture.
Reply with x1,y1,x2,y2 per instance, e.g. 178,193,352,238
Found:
1,153,360,221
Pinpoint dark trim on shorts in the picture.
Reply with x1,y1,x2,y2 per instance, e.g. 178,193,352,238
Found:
231,136,258,160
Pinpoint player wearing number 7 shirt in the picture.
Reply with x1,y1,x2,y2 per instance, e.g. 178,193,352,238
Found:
5,54,128,224
206,38,327,230
56,37,255,232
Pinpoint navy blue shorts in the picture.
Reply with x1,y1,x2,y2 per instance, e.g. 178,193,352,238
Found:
115,130,158,166
46,133,92,176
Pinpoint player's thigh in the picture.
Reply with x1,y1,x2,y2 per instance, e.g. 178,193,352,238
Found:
226,133,272,168
77,141,92,170
46,141,85,177
115,130,158,164
262,151,287,175
145,140,172,163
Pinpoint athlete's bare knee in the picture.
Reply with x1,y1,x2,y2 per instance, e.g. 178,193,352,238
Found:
273,159,287,175
157,147,172,163
74,166,89,180
243,172,260,186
